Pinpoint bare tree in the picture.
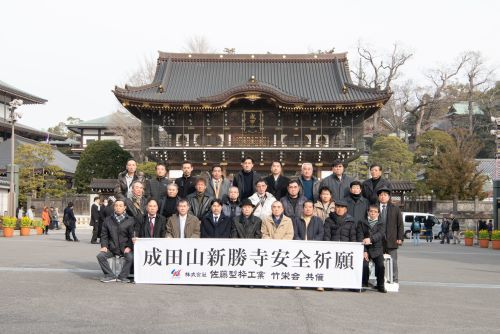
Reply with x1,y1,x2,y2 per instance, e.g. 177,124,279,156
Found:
109,110,143,160
463,51,495,134
184,35,216,53
125,55,156,87
355,42,413,131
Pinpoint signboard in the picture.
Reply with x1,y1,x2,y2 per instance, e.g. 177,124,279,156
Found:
134,239,363,289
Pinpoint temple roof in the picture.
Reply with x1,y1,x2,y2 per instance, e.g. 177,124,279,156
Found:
113,52,391,108
0,80,47,104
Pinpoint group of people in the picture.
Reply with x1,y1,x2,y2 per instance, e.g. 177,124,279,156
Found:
410,214,461,245
95,157,404,292
15,205,61,235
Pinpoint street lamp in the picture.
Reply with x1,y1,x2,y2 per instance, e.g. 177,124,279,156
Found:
8,99,23,217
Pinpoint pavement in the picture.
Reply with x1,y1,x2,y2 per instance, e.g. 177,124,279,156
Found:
0,229,499,334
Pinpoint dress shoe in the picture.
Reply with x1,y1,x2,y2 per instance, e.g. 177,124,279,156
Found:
74,239,79,242
377,286,387,293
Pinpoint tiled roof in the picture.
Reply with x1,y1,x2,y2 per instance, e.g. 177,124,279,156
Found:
67,112,140,132
391,181,416,192
0,136,77,174
114,52,391,106
448,102,484,116
476,159,496,180
0,117,66,141
90,178,116,190
0,79,47,104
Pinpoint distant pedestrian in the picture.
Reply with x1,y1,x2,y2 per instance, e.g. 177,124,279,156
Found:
411,217,421,246
63,202,78,242
440,218,451,244
487,220,493,240
424,216,435,242
41,206,50,235
26,205,35,220
450,214,460,244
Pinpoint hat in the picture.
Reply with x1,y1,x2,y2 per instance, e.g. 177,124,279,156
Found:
240,199,255,208
376,187,391,196
334,199,348,207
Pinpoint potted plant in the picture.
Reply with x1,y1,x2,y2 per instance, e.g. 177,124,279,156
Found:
20,216,32,236
491,230,500,250
33,219,44,235
478,229,489,248
1,216,17,237
463,230,474,246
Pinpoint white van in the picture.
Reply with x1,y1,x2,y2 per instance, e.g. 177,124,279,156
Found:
402,212,442,239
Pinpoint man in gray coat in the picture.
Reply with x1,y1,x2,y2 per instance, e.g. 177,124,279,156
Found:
205,165,231,203
319,159,353,202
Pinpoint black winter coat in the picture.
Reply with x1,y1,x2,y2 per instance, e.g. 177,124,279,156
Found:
264,174,290,200
361,177,392,205
233,170,261,201
358,219,386,258
100,215,135,255
200,213,232,238
187,192,213,220
346,195,369,225
293,216,324,241
175,175,196,199
323,213,357,242
231,215,262,239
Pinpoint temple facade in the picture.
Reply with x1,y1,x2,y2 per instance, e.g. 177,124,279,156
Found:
113,52,391,174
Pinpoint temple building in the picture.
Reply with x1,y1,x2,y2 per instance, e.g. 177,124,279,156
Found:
113,52,391,175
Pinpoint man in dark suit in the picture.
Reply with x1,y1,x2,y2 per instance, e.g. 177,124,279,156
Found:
377,187,403,283
136,198,166,238
90,196,102,244
145,162,169,204
200,199,232,238
232,156,261,201
264,161,290,201
175,161,196,199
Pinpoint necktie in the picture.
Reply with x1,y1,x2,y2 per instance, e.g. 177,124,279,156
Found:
214,216,218,224
149,217,154,237
381,205,387,222
214,180,220,198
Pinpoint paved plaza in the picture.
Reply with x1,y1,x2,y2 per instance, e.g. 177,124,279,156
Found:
0,229,499,333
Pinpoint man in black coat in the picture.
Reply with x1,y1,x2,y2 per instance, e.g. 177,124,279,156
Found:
201,199,232,238
378,187,403,283
231,199,262,239
96,199,135,283
232,156,261,201
293,201,324,241
114,158,141,200
358,205,387,292
90,196,102,244
362,164,392,205
145,162,169,203
186,178,214,220
320,159,353,202
323,200,357,242
174,161,196,199
346,180,369,227
136,198,167,238
264,161,290,201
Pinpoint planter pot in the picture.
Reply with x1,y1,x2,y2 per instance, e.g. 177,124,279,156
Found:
479,239,489,248
492,240,500,250
3,227,14,237
20,227,31,236
35,227,43,235
464,237,473,246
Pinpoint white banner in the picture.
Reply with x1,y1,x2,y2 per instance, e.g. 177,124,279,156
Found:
134,239,363,289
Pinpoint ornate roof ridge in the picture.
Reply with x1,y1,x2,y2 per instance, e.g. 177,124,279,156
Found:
158,51,348,62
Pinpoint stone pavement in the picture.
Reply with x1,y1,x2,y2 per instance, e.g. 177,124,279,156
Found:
0,229,499,334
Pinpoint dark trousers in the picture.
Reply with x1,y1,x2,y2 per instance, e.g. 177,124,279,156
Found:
43,225,49,234
362,255,385,288
96,251,134,279
91,222,102,243
65,224,78,241
441,231,450,244
52,220,59,229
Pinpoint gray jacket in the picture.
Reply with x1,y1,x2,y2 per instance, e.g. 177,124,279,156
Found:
205,177,231,203
320,173,353,202
280,195,308,220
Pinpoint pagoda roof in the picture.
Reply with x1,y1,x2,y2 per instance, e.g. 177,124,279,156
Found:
113,52,391,108
0,80,47,104
67,111,140,132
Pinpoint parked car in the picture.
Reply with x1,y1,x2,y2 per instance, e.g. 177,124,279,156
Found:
402,212,442,239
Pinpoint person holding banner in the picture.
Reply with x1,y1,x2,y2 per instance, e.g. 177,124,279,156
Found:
166,199,201,238
358,205,387,293
97,199,135,283
201,199,232,238
231,199,262,239
323,200,357,242
261,201,294,240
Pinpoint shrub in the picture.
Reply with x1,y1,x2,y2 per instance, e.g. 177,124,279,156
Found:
490,230,500,241
463,230,474,238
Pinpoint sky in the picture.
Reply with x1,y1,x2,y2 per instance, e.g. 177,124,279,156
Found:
0,0,498,131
